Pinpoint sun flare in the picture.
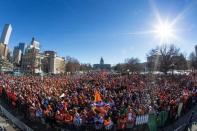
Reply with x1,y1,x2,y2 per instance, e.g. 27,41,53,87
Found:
155,22,174,40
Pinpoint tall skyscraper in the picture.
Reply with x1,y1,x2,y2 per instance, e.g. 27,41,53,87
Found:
0,24,12,45
31,37,40,50
18,42,26,54
13,46,22,65
195,45,197,56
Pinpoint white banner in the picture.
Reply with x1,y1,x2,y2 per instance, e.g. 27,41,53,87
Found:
135,114,149,125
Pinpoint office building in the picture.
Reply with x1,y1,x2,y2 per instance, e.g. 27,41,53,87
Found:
0,43,9,59
42,51,65,74
18,43,26,54
13,46,22,65
0,24,12,59
0,24,12,45
21,38,42,73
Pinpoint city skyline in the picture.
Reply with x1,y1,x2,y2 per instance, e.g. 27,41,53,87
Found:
0,0,197,65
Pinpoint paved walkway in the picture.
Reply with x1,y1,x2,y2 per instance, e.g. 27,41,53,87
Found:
0,115,19,131
161,104,197,131
0,98,58,131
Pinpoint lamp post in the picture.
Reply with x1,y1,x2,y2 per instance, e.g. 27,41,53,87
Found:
170,63,175,75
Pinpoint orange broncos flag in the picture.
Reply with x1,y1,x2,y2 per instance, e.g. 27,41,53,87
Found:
94,90,102,102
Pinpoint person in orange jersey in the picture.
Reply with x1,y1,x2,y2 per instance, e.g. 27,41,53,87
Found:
104,116,113,130
64,111,73,125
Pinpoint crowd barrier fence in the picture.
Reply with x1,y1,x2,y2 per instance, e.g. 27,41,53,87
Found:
0,104,33,131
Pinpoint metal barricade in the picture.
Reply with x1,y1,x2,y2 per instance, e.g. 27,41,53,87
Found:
0,105,33,131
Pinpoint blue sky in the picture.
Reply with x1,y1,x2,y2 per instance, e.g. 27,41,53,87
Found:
0,0,197,65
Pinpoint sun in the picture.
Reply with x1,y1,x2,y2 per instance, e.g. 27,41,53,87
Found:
155,22,174,40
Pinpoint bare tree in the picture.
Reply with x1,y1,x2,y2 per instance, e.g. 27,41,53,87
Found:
146,48,161,72
125,57,142,73
80,63,92,71
147,44,180,74
113,63,124,73
65,56,80,73
173,53,188,70
189,52,197,71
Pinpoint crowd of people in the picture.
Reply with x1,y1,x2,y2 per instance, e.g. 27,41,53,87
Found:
0,72,196,130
